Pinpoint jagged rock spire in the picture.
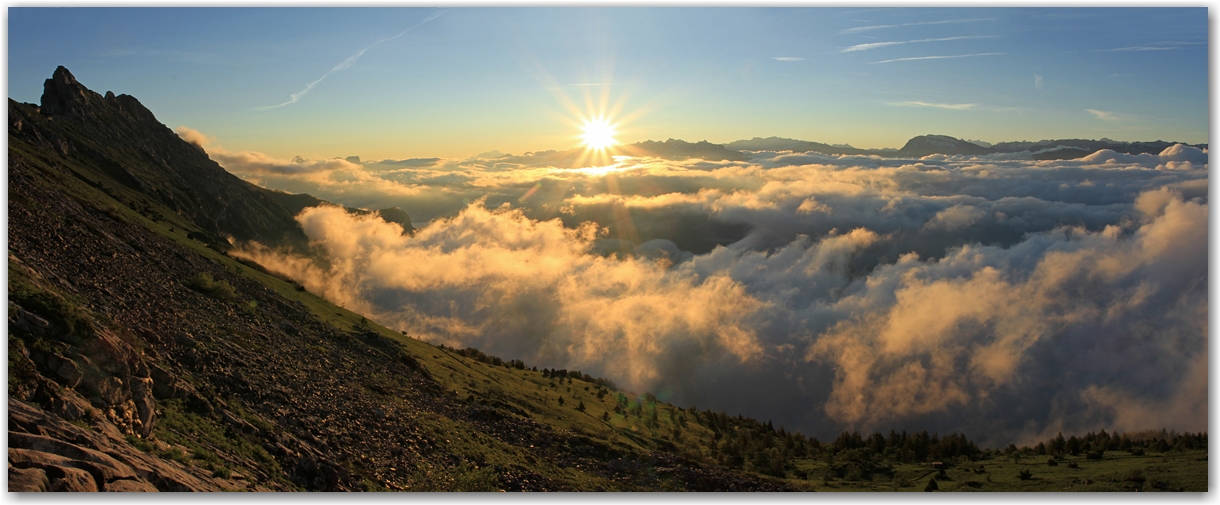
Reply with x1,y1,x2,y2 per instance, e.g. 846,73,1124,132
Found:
41,66,103,117
38,65,160,126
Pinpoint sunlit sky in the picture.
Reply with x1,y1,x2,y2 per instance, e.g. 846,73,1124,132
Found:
8,7,1208,160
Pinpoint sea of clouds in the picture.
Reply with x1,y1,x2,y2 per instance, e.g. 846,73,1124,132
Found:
190,127,1206,446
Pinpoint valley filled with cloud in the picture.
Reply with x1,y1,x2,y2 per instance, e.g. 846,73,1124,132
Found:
210,135,1207,446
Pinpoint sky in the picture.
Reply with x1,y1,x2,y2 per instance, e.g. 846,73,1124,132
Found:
6,7,1210,445
7,7,1209,160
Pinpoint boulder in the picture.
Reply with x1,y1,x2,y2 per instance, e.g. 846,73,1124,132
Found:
8,301,51,335
49,387,95,422
54,357,84,389
9,465,50,492
130,378,156,437
47,465,99,492
147,363,180,399
82,329,138,377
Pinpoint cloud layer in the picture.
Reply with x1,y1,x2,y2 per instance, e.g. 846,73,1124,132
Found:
215,139,1206,445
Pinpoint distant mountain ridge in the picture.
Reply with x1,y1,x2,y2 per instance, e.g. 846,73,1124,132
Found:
461,134,1201,167
725,134,1206,160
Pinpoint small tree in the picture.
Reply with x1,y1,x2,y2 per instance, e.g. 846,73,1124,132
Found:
1066,436,1082,456
602,411,611,422
924,477,939,492
557,396,565,406
577,400,586,412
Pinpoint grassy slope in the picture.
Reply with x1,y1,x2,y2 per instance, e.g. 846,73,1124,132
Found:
798,450,1207,492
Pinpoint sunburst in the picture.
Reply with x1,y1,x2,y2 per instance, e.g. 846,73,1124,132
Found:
581,118,617,150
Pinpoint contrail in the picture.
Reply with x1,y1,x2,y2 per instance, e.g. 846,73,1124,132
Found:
869,52,1003,64
841,35,998,53
255,10,445,111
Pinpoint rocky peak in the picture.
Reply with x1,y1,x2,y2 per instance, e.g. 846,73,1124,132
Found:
898,134,996,156
40,66,159,125
40,66,104,117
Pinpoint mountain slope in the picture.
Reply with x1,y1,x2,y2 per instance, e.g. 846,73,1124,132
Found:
14,67,316,252
8,67,801,492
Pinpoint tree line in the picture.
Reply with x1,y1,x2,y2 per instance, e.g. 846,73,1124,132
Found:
435,344,619,391
432,343,1206,480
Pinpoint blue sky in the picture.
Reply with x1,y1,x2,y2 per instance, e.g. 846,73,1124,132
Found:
8,7,1208,160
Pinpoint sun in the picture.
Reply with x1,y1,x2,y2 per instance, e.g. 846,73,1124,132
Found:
581,118,617,150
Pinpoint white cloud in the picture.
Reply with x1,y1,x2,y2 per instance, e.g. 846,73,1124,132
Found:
887,101,977,110
175,126,212,149
1086,108,1121,121
226,143,1207,445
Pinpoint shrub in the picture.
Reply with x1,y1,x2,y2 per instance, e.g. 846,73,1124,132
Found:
9,280,94,342
1018,469,1032,480
185,272,238,302
125,434,154,453
159,447,189,463
924,477,939,492
1046,458,1058,466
